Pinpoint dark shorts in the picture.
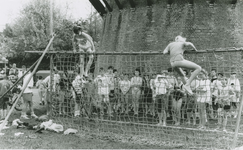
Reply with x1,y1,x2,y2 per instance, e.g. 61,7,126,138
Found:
156,94,168,113
172,90,185,101
224,105,231,111
231,102,237,109
0,97,9,110
109,90,115,98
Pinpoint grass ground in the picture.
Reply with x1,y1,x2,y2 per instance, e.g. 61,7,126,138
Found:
1,88,243,149
0,88,163,149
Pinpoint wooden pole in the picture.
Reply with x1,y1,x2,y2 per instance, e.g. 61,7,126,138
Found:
50,0,53,50
232,95,243,149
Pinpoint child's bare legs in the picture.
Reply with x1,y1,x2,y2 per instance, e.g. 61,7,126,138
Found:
59,91,65,114
172,98,182,125
124,94,129,114
198,102,206,128
84,53,94,77
79,54,85,77
172,60,202,94
121,93,129,114
0,109,3,119
104,94,112,116
132,89,141,115
223,114,228,131
74,95,81,117
98,95,104,118
0,99,8,119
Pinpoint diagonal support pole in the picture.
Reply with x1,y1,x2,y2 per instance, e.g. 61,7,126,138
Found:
0,34,56,132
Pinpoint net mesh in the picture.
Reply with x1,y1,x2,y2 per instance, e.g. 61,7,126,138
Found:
49,49,243,149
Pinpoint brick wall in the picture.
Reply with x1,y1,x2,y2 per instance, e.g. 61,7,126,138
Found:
96,0,243,74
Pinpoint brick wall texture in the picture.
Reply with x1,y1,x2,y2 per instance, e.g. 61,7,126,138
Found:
96,0,243,75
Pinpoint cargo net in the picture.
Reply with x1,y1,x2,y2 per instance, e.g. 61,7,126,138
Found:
49,49,243,149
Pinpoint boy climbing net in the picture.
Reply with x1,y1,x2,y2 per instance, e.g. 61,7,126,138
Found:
163,35,203,95
72,21,95,77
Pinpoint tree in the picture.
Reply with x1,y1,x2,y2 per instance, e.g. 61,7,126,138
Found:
0,0,103,68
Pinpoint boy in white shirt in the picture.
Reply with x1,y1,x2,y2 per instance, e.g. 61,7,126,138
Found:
154,74,170,126
94,67,112,118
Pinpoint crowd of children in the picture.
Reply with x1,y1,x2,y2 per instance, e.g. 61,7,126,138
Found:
41,65,241,132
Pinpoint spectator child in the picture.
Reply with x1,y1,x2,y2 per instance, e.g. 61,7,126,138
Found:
130,69,143,116
36,76,45,105
154,74,170,126
215,78,231,132
142,74,153,115
196,71,210,129
119,73,131,114
150,73,157,116
172,77,185,126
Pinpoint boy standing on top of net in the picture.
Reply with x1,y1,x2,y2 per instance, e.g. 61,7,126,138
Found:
163,35,202,95
72,21,95,78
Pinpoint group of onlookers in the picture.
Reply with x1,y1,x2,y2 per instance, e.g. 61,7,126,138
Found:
42,65,241,131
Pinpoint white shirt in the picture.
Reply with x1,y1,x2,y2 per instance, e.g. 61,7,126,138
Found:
105,73,115,90
219,85,230,105
228,78,240,92
196,79,211,103
154,77,169,95
22,72,33,93
94,75,110,95
211,79,222,96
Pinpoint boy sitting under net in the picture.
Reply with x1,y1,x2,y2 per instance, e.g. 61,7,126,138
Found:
72,74,88,117
72,23,95,78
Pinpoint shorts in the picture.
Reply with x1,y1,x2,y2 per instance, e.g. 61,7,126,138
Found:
170,54,184,64
223,105,231,111
156,94,168,113
22,93,33,102
0,97,9,110
172,90,185,101
109,90,115,98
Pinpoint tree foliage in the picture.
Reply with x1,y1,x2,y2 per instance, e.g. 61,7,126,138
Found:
0,0,103,68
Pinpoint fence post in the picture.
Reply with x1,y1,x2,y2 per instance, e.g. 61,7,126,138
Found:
232,95,243,149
